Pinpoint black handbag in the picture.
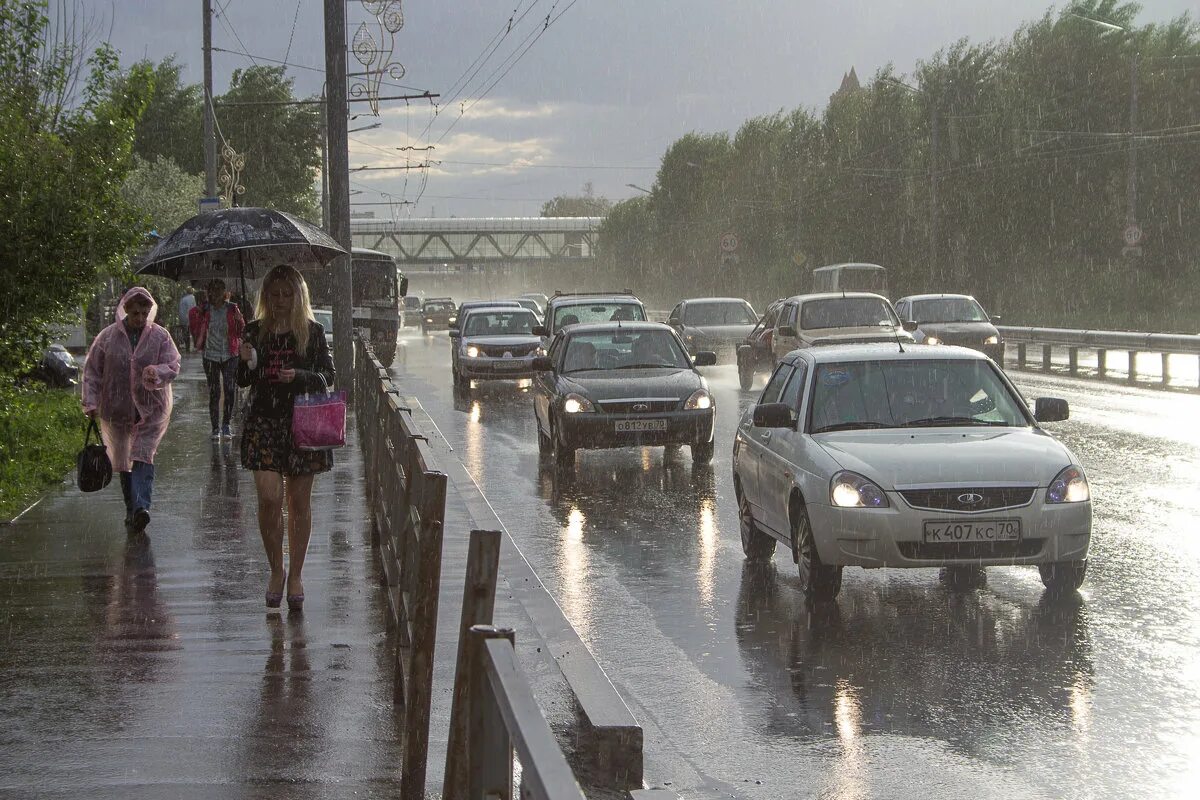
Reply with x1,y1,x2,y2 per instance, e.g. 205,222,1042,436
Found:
76,419,112,492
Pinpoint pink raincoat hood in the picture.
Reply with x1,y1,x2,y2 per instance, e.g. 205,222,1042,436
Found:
115,286,160,325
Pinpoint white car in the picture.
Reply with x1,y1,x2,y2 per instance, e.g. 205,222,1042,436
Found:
733,343,1091,599
450,306,542,389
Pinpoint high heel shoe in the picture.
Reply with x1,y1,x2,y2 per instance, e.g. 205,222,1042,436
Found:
266,591,283,608
286,593,304,612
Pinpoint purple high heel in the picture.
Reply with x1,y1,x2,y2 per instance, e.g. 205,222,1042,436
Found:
286,594,304,612
266,591,283,608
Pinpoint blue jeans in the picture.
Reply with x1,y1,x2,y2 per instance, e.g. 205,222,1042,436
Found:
119,460,155,514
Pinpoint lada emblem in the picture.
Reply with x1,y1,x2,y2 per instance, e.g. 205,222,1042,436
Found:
957,492,984,506
632,403,649,412
503,351,512,358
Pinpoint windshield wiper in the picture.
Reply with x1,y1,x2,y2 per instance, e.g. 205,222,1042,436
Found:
902,416,1006,427
812,421,893,433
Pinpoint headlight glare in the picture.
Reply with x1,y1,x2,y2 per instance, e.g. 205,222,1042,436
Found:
1047,465,1089,504
830,470,889,508
684,389,712,410
465,345,480,358
984,334,999,345
563,393,594,413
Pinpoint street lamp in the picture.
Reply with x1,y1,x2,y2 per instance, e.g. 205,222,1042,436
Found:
625,183,651,195
349,121,382,133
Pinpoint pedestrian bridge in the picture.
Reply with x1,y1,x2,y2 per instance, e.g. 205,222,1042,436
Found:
349,216,602,268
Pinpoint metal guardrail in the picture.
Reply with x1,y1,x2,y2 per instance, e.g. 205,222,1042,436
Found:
354,337,447,800
998,325,1200,386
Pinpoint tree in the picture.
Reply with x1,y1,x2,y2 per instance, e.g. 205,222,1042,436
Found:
116,56,203,174
0,0,153,379
541,191,613,217
122,154,204,233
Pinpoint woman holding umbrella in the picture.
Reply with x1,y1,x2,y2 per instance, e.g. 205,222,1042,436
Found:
237,265,334,611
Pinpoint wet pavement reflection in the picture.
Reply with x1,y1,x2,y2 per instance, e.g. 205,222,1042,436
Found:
394,328,1200,798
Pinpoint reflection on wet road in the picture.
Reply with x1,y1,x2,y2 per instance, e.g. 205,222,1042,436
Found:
391,330,1200,798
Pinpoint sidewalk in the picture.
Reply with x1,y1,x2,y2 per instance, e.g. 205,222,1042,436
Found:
0,356,404,799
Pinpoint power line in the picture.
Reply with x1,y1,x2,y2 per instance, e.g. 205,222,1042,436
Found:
283,0,302,65
212,2,257,67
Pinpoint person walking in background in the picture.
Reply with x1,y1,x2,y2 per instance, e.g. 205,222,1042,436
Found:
238,265,334,612
176,287,196,352
82,287,181,531
187,288,208,351
193,279,245,440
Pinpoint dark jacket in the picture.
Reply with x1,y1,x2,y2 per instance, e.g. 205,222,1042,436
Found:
237,319,334,418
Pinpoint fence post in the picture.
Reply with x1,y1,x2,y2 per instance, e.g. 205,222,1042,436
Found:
1128,351,1138,382
1097,349,1107,378
1161,352,1171,385
1067,347,1078,375
444,530,504,800
1042,344,1052,371
469,625,516,800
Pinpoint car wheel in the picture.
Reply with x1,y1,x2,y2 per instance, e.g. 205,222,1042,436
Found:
1039,560,1087,593
537,414,552,453
551,416,575,470
738,489,776,560
452,367,469,390
941,565,986,591
691,439,714,464
793,503,842,600
738,358,755,391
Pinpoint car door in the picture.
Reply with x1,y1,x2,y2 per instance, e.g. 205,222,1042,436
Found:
533,333,564,435
738,363,793,527
772,302,800,361
757,359,810,536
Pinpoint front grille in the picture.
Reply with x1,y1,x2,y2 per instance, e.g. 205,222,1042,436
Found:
478,343,538,357
900,487,1035,513
598,399,679,413
899,539,1044,560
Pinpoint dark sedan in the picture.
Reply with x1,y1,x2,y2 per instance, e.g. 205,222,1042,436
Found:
895,294,1005,364
667,297,758,361
532,322,717,469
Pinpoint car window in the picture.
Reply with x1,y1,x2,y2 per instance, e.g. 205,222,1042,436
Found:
759,363,793,405
781,303,798,327
800,297,899,330
561,330,689,372
808,358,1029,433
424,301,454,312
463,310,537,336
669,303,682,321
781,361,809,411
552,302,646,329
681,302,757,326
762,304,780,327
312,310,333,330
912,297,988,323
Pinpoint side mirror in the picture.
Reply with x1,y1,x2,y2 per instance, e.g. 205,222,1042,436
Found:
448,329,461,339
778,325,798,339
692,351,717,367
398,276,410,297
532,356,553,372
902,320,919,332
532,325,548,337
1034,397,1069,423
752,402,794,429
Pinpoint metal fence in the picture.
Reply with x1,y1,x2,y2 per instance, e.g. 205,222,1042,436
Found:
998,325,1200,386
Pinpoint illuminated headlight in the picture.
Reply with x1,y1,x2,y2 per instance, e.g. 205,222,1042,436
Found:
563,393,594,413
449,316,457,323
425,317,433,323
536,346,547,356
984,335,999,345
830,470,890,508
924,335,942,346
1046,465,1089,504
684,389,712,410
465,345,480,358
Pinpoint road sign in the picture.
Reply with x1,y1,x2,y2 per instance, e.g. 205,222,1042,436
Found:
719,232,739,253
198,197,221,214
1122,224,1143,247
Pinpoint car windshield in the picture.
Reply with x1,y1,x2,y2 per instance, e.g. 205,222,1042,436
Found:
464,310,537,336
912,297,989,323
424,302,454,312
800,297,898,330
808,358,1029,433
312,310,333,330
682,301,757,326
553,302,646,329
561,330,690,372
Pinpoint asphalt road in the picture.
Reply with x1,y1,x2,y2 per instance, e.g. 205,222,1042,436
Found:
389,329,1200,800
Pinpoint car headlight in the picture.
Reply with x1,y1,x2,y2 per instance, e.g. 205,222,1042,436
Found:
563,393,595,413
684,389,712,410
425,317,433,323
830,470,890,508
465,345,480,358
536,346,547,356
1046,465,1089,504
449,316,457,323
924,335,942,346
984,335,999,345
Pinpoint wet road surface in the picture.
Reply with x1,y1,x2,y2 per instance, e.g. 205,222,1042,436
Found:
391,329,1200,799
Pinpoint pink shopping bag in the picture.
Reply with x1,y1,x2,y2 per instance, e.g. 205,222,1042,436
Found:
292,390,347,450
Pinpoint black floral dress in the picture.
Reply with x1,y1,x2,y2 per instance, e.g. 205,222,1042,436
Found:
237,319,335,476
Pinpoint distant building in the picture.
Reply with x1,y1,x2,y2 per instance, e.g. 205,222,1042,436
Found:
830,67,861,103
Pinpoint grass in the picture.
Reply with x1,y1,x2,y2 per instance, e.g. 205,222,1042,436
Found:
0,384,84,522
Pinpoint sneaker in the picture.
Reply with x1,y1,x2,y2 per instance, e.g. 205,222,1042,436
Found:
211,428,221,440
132,508,150,531
221,424,232,439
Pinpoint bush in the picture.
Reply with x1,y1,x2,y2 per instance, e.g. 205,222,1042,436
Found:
0,385,83,521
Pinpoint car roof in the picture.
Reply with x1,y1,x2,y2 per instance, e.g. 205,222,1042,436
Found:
812,262,886,273
784,343,990,365
351,247,394,260
782,292,891,303
680,297,753,305
897,293,979,302
561,321,672,335
461,299,520,307
461,305,536,316
550,295,642,307
424,297,454,303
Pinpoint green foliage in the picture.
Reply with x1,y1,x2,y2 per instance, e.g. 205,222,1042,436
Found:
118,56,202,173
541,193,613,217
598,2,1200,330
0,384,82,521
122,154,204,233
0,0,153,380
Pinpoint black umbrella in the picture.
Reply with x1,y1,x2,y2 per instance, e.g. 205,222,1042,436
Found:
135,207,346,283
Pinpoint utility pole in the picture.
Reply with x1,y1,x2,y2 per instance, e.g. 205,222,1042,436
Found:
929,104,940,286
324,0,354,395
1126,51,1139,229
319,89,329,231
202,0,216,200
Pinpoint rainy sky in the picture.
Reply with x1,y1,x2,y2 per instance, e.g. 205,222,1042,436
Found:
86,0,1196,218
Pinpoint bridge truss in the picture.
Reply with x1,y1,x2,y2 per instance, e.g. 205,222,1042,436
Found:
350,216,602,267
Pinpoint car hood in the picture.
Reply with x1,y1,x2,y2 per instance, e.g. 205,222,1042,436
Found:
814,428,1072,489
463,335,540,347
561,368,702,401
802,326,915,345
682,323,757,341
916,321,999,341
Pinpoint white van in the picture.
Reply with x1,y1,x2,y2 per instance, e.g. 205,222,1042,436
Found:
811,263,888,296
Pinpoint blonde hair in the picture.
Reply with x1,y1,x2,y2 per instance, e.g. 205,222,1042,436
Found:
255,265,316,357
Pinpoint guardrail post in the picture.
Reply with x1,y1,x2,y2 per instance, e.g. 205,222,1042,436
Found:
469,624,516,800
1017,343,1026,368
1042,344,1052,371
1097,348,1107,378
1067,347,1078,375
1161,353,1171,385
1128,351,1138,383
445,530,503,800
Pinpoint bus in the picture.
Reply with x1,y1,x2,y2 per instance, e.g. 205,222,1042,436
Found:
811,263,888,296
308,247,409,367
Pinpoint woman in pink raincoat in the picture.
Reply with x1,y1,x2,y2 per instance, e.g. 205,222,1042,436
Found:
82,287,181,531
